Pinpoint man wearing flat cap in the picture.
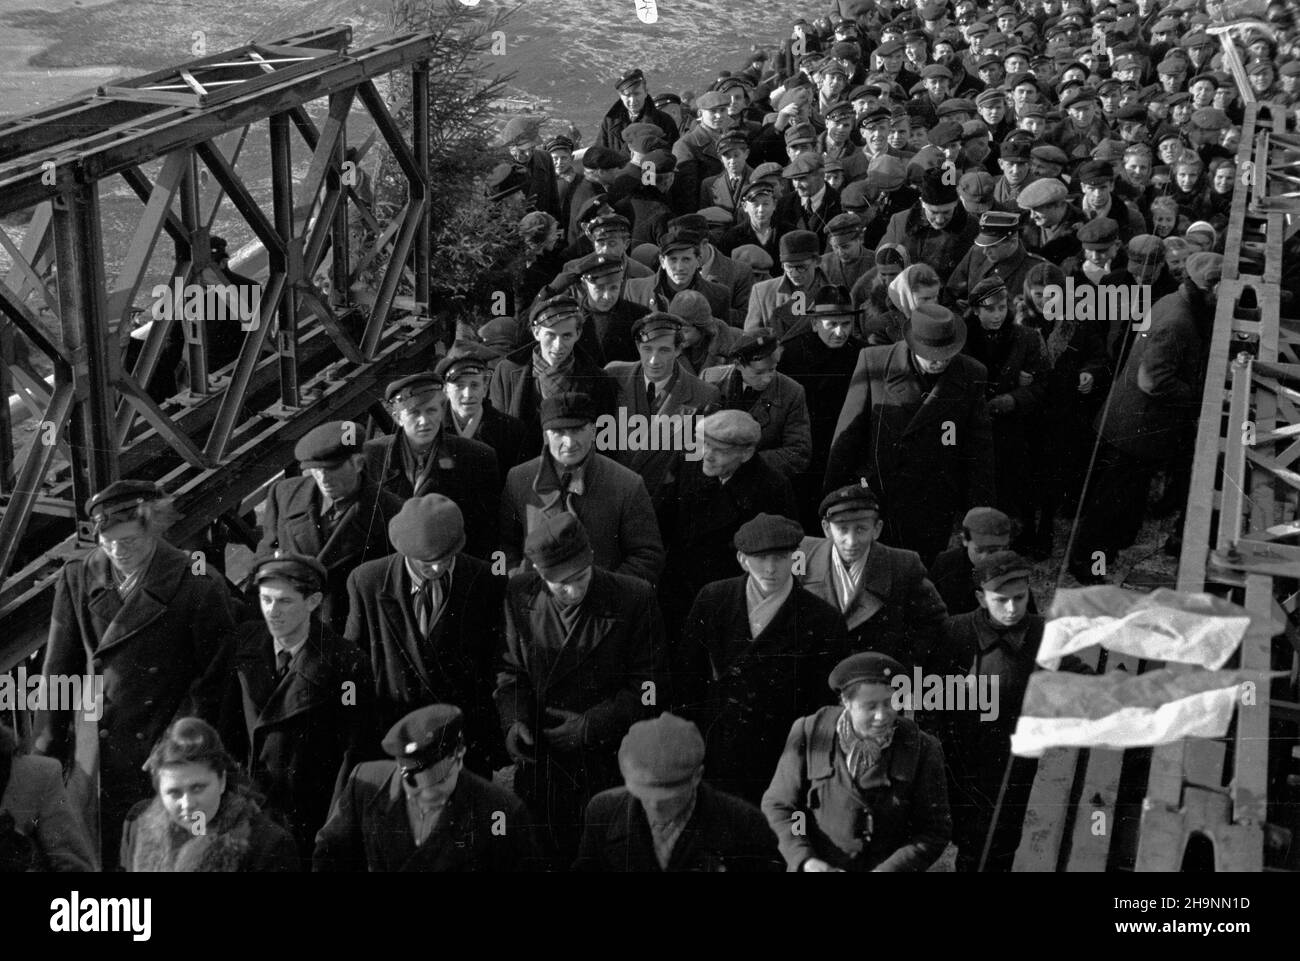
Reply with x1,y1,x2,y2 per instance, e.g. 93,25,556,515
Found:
669,213,754,324
314,705,538,872
672,89,731,217
258,421,404,634
880,166,981,283
436,341,530,473
702,328,812,479
498,115,561,219
678,513,849,805
496,512,665,864
929,505,1040,616
36,479,239,866
777,152,844,246
818,212,873,292
603,312,720,507
717,181,782,268
796,483,948,669
826,303,995,566
947,209,1049,307
363,372,501,561
574,713,782,871
1047,86,1111,161
1075,160,1147,243
623,226,735,324
745,229,833,340
344,495,505,776
1017,176,1087,271
489,293,618,462
599,68,681,160
1071,251,1225,582
763,652,952,871
501,391,665,586
700,129,755,218
669,289,744,377
221,551,374,861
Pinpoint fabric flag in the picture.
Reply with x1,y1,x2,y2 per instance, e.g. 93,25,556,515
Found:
1036,586,1275,671
1010,668,1276,758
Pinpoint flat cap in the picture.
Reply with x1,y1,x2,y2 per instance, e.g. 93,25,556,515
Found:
1076,160,1115,185
783,122,820,147
435,341,496,382
729,245,774,273
386,372,444,407
828,652,906,692
295,421,361,468
1280,61,1300,78
251,550,327,592
540,391,597,430
928,120,963,147
641,148,677,173
696,409,761,448
783,153,825,181
921,63,954,81
876,38,904,56
1157,57,1188,75
696,89,729,110
383,705,466,771
574,252,624,282
938,98,978,118
631,311,682,343
478,317,519,354
499,115,542,146
389,494,466,561
1061,86,1099,109
820,480,881,521
663,291,711,329
1151,17,1179,32
974,549,1032,592
630,242,660,268
86,479,164,523
1128,233,1165,265
524,511,593,577
841,178,876,210
963,506,1011,537
618,713,705,798
1016,177,1068,209
825,212,863,237
1078,216,1120,248
734,512,804,555
1030,143,1068,166
1186,251,1225,289
1190,107,1231,130
975,87,1006,107
959,169,996,202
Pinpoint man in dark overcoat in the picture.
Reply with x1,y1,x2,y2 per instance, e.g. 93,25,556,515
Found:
437,342,530,474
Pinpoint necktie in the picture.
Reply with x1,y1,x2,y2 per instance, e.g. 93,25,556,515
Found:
276,650,291,680
415,580,433,636
646,381,657,410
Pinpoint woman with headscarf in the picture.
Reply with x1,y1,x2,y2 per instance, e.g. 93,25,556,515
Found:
1016,263,1111,556
120,717,299,872
860,261,940,346
761,652,952,872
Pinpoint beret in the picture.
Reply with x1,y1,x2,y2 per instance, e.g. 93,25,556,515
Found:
251,550,328,592
1076,159,1115,184
974,549,1032,592
1077,216,1120,248
668,290,716,327
696,89,729,110
435,341,495,382
382,705,465,770
1016,177,1069,208
828,652,906,692
734,512,804,554
615,68,646,90
618,713,706,798
530,294,583,328
631,311,682,342
524,511,593,576
86,479,163,523
388,494,466,561
820,480,880,520
730,244,774,274
386,372,444,407
779,229,820,263
963,506,1011,537
1185,251,1225,289
970,275,1008,305
295,421,361,468
696,408,761,447
540,391,597,430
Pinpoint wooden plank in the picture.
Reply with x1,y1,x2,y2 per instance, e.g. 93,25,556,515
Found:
1012,748,1078,871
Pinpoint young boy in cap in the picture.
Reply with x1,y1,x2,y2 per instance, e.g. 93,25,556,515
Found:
669,289,743,376
574,713,781,872
699,129,754,216
717,181,782,267
796,482,948,668
496,512,665,864
314,704,538,872
678,513,849,805
363,372,501,560
37,479,240,866
258,422,404,633
819,212,873,290
603,312,720,507
500,391,665,587
1075,161,1147,243
763,649,952,871
826,303,995,565
436,341,530,472
928,506,1036,615
701,328,812,478
222,551,374,861
344,495,505,776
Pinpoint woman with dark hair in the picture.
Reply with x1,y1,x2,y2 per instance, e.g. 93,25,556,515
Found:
762,652,951,872
1,723,97,871
120,717,298,872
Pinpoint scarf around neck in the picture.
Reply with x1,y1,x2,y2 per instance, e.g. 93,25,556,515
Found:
532,347,576,400
836,707,896,786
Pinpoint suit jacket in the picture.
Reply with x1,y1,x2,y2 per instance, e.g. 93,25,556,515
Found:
35,541,237,860
716,219,781,271
257,474,404,633
313,764,537,872
700,167,752,218
344,553,505,773
501,451,666,587
679,577,849,805
776,185,844,246
826,342,996,562
361,432,500,560
221,619,374,857
1,755,98,872
701,365,812,477
604,361,720,503
796,536,947,668
447,400,530,474
573,782,782,872
488,344,618,462
624,270,735,326
743,271,832,338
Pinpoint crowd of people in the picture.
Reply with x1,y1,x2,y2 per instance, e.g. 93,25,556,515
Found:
4,0,1292,874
